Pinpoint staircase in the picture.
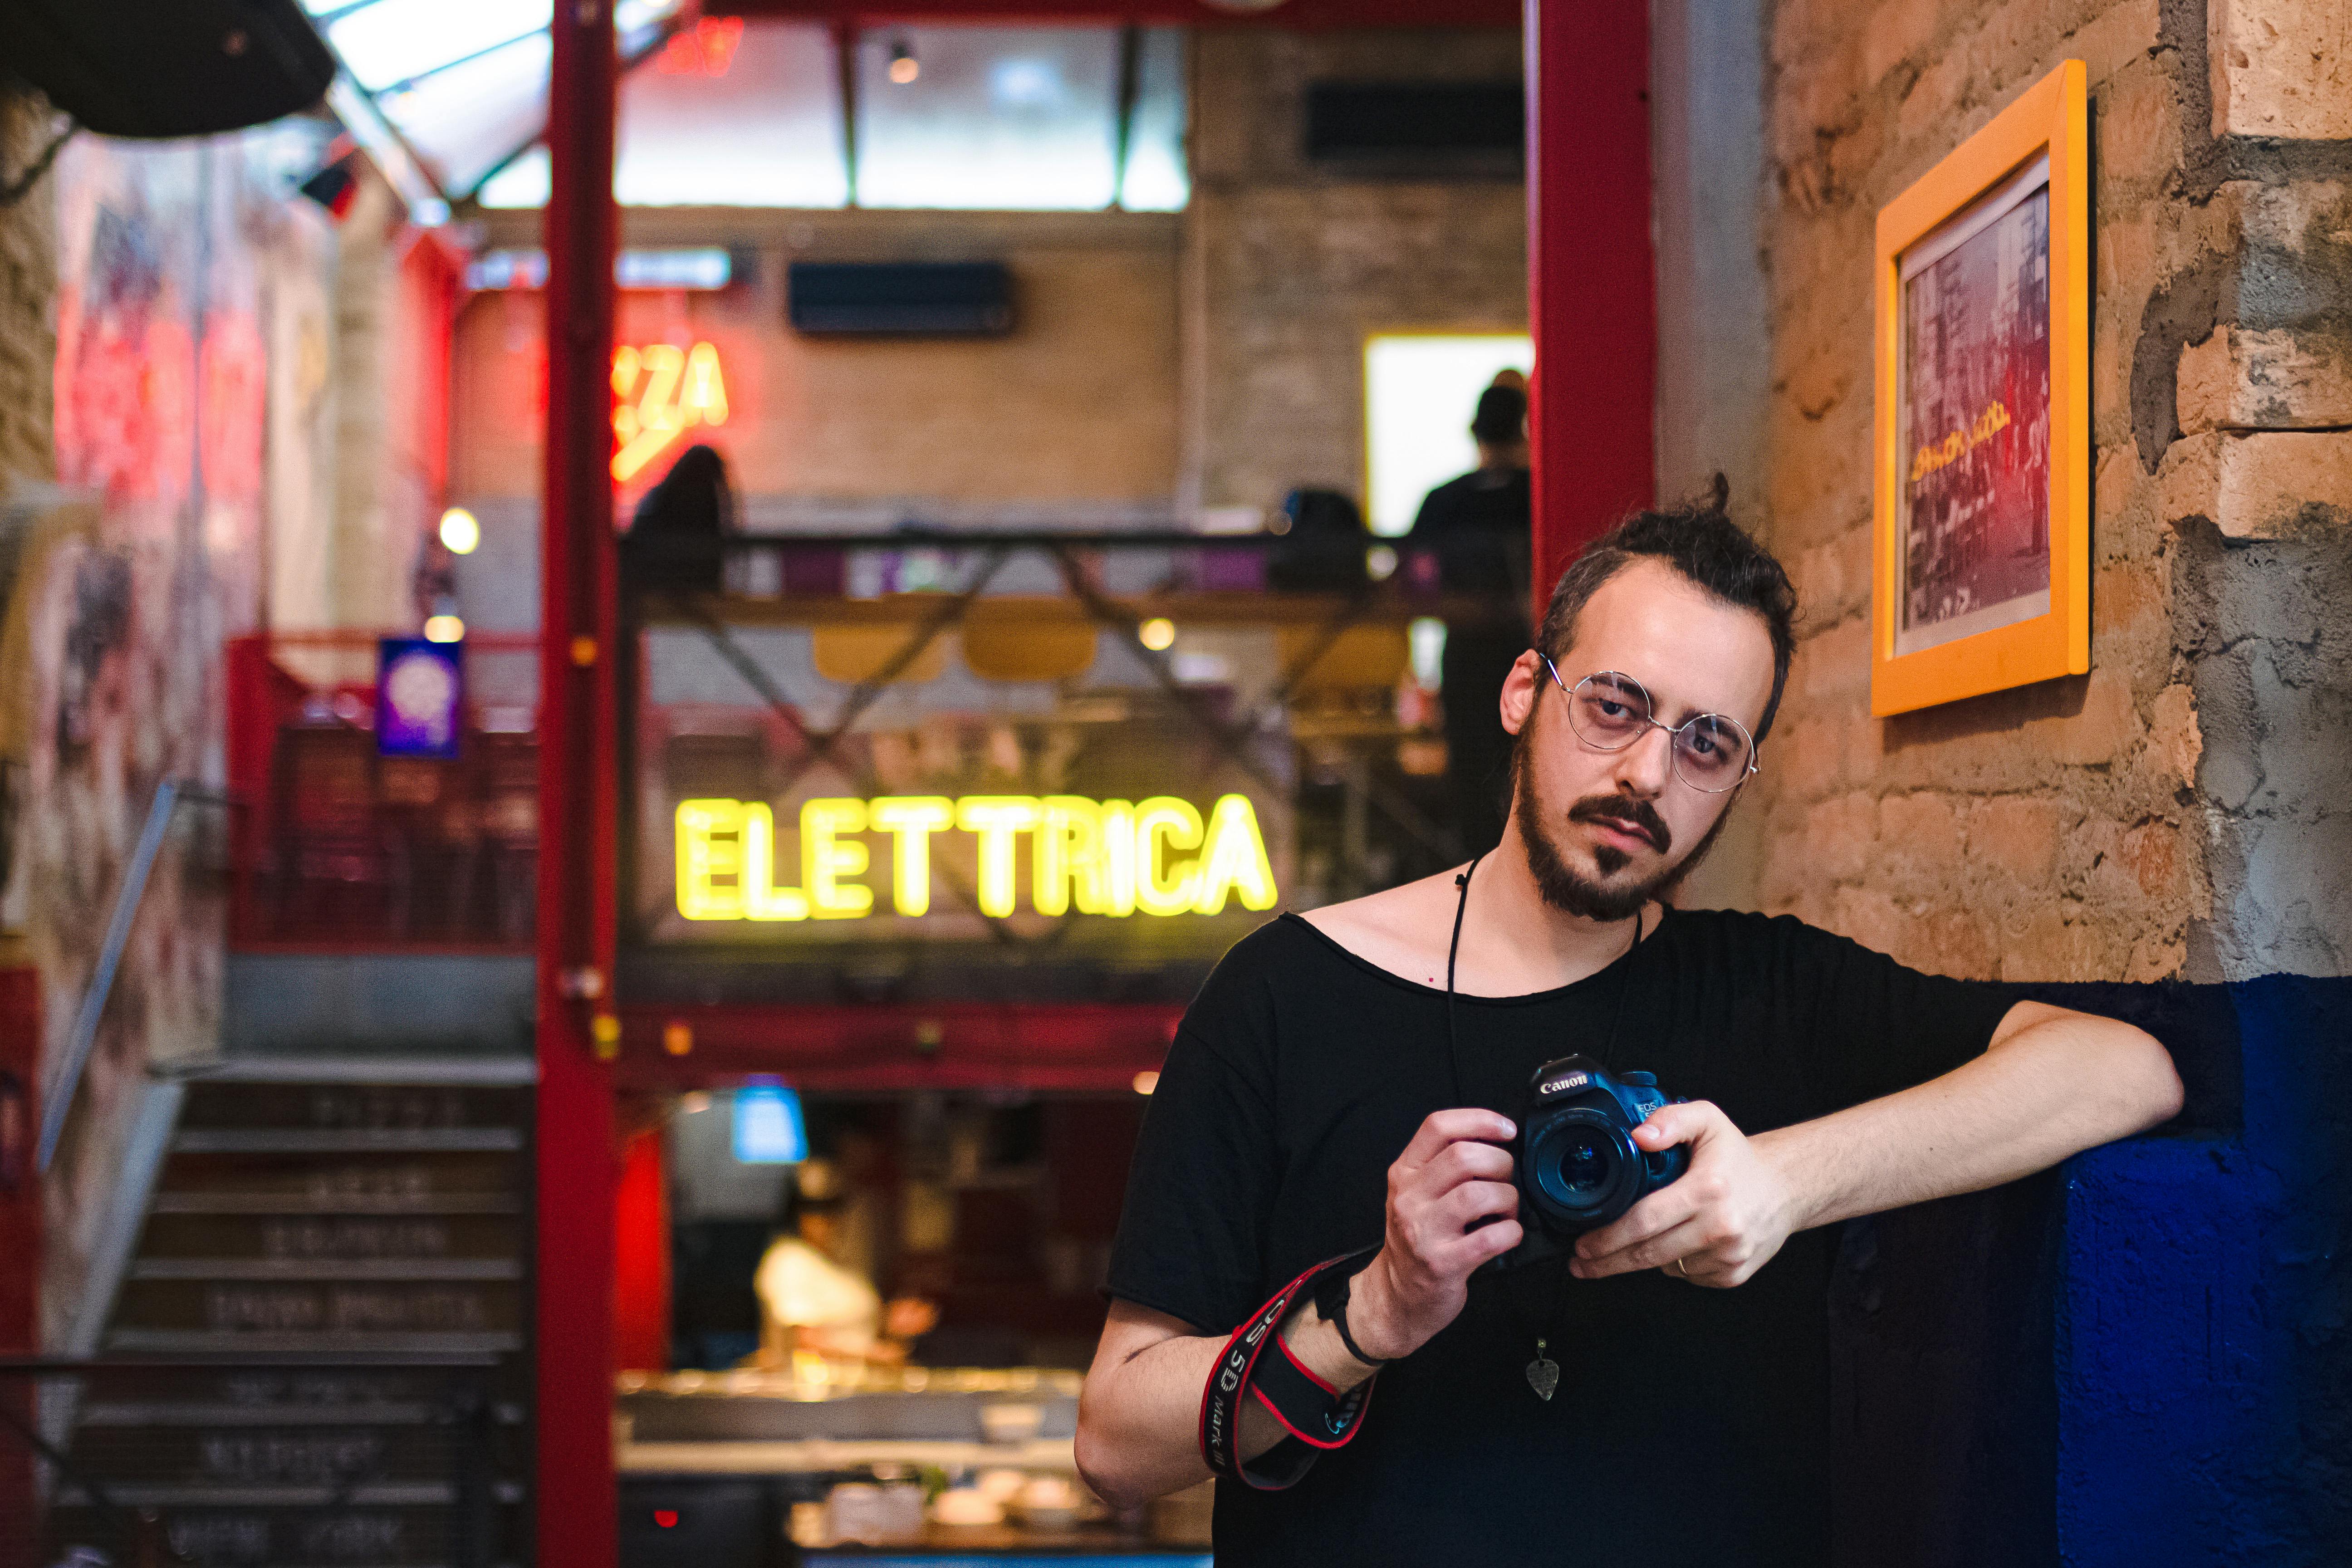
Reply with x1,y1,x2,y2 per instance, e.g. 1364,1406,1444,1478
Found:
42,1061,534,1568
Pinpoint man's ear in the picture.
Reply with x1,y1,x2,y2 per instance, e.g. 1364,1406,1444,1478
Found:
1499,651,1544,737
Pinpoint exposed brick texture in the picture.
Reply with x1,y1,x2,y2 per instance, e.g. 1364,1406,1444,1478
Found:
1189,29,1528,513
1752,0,2352,981
1755,0,2185,980
2208,0,2352,140
2177,325,2352,434
456,207,1185,512
0,88,58,495
2159,428,2352,539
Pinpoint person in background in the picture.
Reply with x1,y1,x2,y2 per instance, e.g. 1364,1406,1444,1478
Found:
1408,374,1533,854
622,442,735,596
754,1158,937,1367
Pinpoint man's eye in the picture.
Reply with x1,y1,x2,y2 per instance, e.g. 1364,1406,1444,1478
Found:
1687,733,1720,758
1596,700,1630,718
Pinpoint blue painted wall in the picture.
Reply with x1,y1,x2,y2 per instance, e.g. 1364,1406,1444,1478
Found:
1830,976,2350,1567
2058,976,2350,1565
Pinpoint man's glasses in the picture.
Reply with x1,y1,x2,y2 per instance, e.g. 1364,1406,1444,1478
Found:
1540,658,1760,794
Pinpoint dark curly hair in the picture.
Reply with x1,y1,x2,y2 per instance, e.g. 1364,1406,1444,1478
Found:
1534,479,1799,745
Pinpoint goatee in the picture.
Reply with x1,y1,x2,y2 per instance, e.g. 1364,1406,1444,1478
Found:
1510,739,1729,921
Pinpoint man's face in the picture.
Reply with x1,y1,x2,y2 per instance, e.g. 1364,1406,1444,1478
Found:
1498,559,1776,920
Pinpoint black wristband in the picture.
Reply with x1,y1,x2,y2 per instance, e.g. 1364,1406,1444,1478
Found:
1314,1268,1394,1368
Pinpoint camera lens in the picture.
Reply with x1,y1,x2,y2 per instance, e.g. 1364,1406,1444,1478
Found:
1561,1135,1607,1192
1525,1110,1637,1227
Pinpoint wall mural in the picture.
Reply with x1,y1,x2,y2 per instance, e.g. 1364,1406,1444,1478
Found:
12,127,333,1345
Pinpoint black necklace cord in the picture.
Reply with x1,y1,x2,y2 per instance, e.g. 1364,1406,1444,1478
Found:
1444,854,1486,1108
1444,859,1651,1360
1444,857,1647,1103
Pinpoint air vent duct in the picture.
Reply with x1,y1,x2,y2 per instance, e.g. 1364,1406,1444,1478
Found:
1304,82,1525,176
787,262,1015,337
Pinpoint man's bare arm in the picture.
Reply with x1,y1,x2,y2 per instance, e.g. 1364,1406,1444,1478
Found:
1765,1000,2182,1229
1575,1001,2184,1284
1077,1109,1524,1507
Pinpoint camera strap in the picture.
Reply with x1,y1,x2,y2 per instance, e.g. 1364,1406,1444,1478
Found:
1199,1246,1382,1489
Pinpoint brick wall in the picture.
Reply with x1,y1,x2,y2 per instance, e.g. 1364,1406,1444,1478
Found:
456,207,1184,513
1188,28,1528,514
1748,0,2352,982
0,88,57,495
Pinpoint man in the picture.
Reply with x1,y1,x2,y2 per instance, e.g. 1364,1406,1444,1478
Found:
1075,500,2180,1563
1407,377,1533,853
753,1157,936,1367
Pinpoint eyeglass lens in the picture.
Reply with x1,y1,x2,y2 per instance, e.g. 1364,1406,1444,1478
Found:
1563,671,1754,792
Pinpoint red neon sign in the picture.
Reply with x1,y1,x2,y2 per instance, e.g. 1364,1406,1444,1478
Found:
611,342,729,483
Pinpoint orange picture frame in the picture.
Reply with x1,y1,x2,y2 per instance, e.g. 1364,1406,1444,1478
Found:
1871,59,2089,716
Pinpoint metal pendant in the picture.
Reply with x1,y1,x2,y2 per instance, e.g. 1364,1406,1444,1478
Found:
1525,1340,1559,1402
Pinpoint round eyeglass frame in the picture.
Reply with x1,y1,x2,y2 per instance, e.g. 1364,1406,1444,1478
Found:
1539,657,1761,794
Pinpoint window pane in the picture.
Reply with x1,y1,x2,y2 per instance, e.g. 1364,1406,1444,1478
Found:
382,32,549,196
1364,335,1535,535
477,145,549,209
856,26,1120,211
617,21,847,207
328,0,551,92
1118,27,1189,212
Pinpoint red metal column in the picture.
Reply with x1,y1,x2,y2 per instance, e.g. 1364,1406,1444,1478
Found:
1525,0,1657,607
537,0,621,1561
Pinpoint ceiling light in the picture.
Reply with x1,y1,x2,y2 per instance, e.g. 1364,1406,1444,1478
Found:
438,507,480,554
1138,617,1176,652
887,39,918,85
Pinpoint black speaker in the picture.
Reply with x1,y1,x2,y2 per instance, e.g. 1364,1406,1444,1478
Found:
0,0,336,138
787,261,1014,336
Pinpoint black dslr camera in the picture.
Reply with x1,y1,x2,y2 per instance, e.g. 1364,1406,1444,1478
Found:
1489,1054,1690,1271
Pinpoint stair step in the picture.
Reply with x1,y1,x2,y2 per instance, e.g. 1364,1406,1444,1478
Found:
53,1480,525,1507
172,1129,523,1153
127,1259,522,1282
149,1192,522,1215
79,1400,445,1426
105,1330,524,1354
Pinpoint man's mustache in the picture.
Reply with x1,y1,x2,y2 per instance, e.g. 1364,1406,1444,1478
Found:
1567,792,1671,854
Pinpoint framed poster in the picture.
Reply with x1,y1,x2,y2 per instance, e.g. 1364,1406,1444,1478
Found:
1872,59,2088,715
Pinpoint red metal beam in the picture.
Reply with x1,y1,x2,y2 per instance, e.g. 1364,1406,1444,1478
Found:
712,0,1520,26
536,0,621,1560
611,1001,1184,1093
1525,0,1655,608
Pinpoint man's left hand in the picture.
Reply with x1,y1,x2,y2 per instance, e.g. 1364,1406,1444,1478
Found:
1568,1102,1799,1289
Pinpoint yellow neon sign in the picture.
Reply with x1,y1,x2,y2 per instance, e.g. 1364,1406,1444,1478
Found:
676,794,1277,922
612,341,730,483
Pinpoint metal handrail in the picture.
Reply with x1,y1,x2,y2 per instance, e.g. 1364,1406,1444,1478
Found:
36,783,234,1172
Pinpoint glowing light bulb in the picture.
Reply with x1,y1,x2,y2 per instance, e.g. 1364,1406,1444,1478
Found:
887,40,918,83
1138,617,1176,652
424,615,465,643
438,507,480,554
1132,1070,1160,1096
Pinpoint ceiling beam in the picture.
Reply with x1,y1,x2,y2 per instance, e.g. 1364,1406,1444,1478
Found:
709,0,1521,28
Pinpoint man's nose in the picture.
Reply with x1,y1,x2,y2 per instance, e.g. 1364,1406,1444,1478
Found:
1610,724,1675,797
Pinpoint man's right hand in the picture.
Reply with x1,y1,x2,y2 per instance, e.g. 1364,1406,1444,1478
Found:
1349,1108,1521,1361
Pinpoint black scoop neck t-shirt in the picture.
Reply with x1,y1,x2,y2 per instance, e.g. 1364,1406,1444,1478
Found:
1106,906,2014,1566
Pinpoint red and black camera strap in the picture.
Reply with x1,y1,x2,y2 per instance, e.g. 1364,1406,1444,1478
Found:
1199,1247,1382,1490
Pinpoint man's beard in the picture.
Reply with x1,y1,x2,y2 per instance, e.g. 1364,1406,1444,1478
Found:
1509,721,1732,921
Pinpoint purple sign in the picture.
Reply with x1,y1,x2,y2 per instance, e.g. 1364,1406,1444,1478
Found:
377,638,465,759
